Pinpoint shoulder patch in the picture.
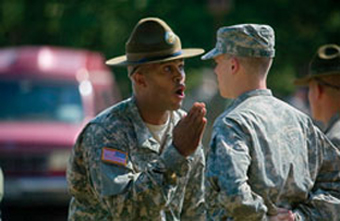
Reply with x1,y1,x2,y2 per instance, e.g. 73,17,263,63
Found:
101,147,127,166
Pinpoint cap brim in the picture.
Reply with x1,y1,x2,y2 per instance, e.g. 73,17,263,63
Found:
106,48,205,66
201,48,222,60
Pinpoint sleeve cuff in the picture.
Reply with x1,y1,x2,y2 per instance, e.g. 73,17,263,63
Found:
161,144,190,177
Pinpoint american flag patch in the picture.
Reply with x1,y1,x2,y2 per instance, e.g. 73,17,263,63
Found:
101,147,127,166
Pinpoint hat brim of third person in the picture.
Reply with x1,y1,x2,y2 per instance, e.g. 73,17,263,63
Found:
201,48,223,60
294,76,312,86
294,71,340,86
106,48,205,66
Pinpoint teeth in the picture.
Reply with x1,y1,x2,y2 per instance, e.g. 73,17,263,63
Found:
176,87,185,96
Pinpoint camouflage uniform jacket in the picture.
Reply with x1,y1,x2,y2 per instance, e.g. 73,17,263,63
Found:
67,97,206,221
324,113,340,148
205,89,340,221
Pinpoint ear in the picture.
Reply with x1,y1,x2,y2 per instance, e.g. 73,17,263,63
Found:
132,71,147,88
230,57,239,75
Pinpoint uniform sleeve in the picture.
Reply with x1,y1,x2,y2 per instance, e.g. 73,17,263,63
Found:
180,146,206,220
83,124,191,219
205,120,268,221
293,129,340,221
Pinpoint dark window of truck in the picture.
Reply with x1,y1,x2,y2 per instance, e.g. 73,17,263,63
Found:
0,79,84,123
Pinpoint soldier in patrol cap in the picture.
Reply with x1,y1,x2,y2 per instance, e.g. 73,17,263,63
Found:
67,17,207,220
295,44,340,148
202,24,340,220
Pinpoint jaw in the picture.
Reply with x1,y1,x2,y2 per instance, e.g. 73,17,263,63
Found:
219,84,231,99
172,100,183,110
166,95,183,111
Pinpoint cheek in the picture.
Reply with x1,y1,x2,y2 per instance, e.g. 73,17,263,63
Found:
308,87,318,118
149,79,172,96
308,90,314,111
308,89,313,103
214,65,223,79
217,68,227,84
308,85,317,105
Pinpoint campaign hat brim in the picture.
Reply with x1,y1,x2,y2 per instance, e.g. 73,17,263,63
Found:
294,71,340,86
106,48,204,66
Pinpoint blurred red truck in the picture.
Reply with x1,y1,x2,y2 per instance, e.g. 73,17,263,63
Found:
0,46,121,204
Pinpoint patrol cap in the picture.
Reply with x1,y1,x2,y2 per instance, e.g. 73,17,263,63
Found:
106,17,204,66
201,24,275,60
294,44,340,85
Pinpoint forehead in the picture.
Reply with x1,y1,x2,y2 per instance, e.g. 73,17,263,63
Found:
138,59,184,74
160,59,184,66
214,54,226,62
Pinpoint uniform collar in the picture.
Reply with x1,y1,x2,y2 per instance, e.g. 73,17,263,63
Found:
324,112,340,134
232,89,272,108
127,96,176,153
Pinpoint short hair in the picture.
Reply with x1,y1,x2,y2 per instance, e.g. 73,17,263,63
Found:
226,54,273,76
128,63,154,91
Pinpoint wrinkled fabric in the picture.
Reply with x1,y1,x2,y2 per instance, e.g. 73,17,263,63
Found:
206,89,340,221
67,97,205,221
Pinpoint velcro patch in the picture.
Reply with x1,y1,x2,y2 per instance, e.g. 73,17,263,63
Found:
101,147,127,166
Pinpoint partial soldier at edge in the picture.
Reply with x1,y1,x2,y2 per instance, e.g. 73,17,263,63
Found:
295,44,340,148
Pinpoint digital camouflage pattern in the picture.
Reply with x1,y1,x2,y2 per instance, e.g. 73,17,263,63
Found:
201,24,275,60
324,113,340,148
67,97,206,221
205,89,340,221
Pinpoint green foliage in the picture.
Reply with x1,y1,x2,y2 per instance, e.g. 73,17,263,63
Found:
1,0,339,98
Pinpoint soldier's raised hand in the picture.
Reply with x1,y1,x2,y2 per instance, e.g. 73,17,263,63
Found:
173,102,207,157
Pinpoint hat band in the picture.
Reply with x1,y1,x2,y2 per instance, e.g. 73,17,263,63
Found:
129,51,183,65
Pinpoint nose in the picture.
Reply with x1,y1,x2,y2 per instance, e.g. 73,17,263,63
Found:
174,68,185,83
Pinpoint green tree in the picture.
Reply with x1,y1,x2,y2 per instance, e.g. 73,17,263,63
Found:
1,0,339,98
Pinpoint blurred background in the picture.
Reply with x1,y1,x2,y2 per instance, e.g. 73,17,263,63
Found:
0,0,339,220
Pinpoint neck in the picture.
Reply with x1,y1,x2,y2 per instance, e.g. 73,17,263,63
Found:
233,73,267,98
135,96,169,125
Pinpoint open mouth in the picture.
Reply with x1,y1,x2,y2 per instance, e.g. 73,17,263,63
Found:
175,85,185,98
